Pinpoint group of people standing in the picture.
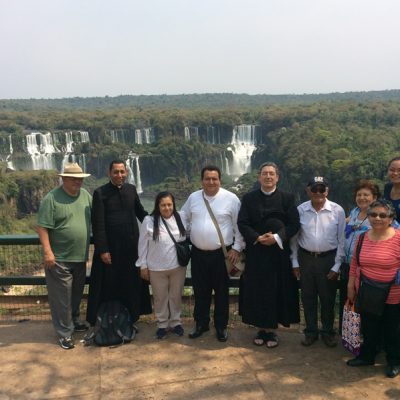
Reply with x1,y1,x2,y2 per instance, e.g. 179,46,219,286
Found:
37,157,400,379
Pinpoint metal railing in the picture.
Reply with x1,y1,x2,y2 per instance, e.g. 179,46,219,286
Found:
0,235,240,321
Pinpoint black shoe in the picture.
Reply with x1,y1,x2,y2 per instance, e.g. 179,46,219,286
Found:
216,328,228,342
386,365,400,378
74,322,89,332
347,357,374,367
188,325,209,339
301,336,318,347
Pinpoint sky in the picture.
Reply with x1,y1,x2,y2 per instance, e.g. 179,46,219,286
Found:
1,0,400,99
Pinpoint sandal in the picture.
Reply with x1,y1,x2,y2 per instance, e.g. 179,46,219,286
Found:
265,332,279,348
253,330,268,346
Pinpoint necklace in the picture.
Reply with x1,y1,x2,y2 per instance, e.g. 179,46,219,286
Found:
352,211,367,232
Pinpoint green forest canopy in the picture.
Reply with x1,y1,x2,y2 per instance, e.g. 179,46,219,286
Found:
1,91,400,232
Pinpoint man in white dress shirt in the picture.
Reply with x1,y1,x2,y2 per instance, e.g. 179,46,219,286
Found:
181,165,245,342
290,177,345,347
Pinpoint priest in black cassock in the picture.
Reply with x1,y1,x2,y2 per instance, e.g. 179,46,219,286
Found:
238,162,300,348
86,160,152,327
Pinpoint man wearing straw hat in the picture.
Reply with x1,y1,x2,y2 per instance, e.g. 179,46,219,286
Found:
37,162,92,349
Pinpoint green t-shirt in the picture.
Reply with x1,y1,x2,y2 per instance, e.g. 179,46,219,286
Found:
38,186,92,262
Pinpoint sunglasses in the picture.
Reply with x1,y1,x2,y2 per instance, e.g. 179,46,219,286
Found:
368,212,390,219
310,186,326,194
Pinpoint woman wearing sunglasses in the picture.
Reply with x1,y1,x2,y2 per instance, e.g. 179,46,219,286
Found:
347,199,400,378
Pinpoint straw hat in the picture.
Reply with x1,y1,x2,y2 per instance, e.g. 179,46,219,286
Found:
58,163,91,178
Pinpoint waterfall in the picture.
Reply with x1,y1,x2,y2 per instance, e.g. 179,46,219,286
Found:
78,154,87,172
184,127,190,141
135,156,143,193
111,129,125,144
26,132,57,170
6,135,15,170
191,127,199,139
184,127,198,141
65,132,74,153
206,126,220,144
220,153,224,173
111,130,117,143
79,131,90,143
224,154,230,175
134,129,142,145
143,128,151,144
126,152,143,193
227,125,257,179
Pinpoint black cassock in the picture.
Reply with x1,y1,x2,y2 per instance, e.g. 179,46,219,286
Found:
238,189,300,329
86,182,152,325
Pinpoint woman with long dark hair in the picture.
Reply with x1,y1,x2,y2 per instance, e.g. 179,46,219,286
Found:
136,191,188,339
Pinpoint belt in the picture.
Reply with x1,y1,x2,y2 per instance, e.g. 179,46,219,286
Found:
299,247,337,258
193,244,232,253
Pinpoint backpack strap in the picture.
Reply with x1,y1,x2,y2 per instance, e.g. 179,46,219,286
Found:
355,232,366,267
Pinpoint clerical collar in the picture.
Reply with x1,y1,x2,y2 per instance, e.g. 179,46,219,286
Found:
110,181,124,189
260,187,276,196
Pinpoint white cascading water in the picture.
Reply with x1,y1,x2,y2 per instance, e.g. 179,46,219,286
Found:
227,125,256,179
191,127,199,139
184,127,198,141
224,153,230,175
135,129,142,145
220,153,224,173
61,131,89,172
111,129,126,144
65,132,74,153
126,152,143,193
26,132,57,170
79,131,89,143
206,126,220,144
6,135,15,170
184,127,190,141
135,156,143,193
142,128,151,144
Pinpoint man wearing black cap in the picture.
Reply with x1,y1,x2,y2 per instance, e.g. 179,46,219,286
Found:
290,176,345,347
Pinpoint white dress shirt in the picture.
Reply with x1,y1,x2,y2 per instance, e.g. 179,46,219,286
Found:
290,199,345,273
180,188,245,252
136,213,187,271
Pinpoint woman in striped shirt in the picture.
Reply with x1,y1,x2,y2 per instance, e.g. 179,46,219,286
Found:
347,199,400,378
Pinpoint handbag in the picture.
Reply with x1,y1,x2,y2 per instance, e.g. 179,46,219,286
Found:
357,275,393,317
354,232,394,317
161,217,191,267
341,300,361,356
202,194,245,277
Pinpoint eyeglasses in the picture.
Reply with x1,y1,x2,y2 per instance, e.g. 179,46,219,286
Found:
310,186,326,194
368,212,390,219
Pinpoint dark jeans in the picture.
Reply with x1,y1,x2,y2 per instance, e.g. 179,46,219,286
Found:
299,250,337,337
359,303,400,365
191,245,229,329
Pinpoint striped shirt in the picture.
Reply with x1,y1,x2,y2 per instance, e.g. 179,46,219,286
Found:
350,230,400,304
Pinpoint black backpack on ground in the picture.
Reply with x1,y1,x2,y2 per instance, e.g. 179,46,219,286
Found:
90,300,135,346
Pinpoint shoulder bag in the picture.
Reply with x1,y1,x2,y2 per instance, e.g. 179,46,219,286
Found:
202,194,245,278
355,232,394,317
161,217,191,267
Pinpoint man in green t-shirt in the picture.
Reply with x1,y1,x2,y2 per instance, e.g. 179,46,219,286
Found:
37,163,92,349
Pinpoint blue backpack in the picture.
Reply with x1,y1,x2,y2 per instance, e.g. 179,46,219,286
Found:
93,300,135,346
